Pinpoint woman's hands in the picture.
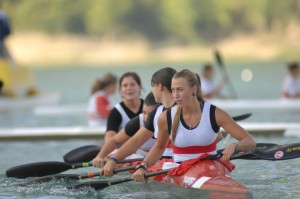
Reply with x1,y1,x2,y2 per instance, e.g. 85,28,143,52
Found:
221,142,238,160
93,156,106,168
101,159,117,176
132,168,147,182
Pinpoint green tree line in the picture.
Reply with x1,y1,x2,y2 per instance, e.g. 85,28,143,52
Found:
2,0,300,43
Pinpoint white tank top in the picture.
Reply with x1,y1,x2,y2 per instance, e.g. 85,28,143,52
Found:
115,103,131,131
170,102,218,162
138,114,156,155
152,104,173,157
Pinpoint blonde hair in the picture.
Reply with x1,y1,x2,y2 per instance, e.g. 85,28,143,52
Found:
171,69,204,142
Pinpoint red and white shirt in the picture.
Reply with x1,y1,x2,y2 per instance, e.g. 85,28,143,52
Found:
168,102,219,163
87,91,113,126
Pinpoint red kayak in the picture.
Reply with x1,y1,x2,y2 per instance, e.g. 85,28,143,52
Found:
147,158,253,199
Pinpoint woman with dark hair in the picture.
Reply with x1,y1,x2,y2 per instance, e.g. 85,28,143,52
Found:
87,73,117,126
132,69,256,182
100,67,177,176
104,72,144,142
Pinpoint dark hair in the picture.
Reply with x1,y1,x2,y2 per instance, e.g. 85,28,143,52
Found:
203,64,213,72
288,62,299,71
144,92,159,106
151,67,177,92
91,73,117,94
119,72,142,88
171,69,204,142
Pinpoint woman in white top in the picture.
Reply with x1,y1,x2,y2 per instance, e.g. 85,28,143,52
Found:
132,69,256,182
104,72,144,142
100,67,177,176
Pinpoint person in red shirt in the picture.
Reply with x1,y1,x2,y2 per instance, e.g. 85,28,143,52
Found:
87,73,117,126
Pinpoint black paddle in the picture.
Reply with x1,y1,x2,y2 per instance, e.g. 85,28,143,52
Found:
217,142,278,160
67,143,300,190
6,158,146,179
214,49,238,99
242,143,300,161
63,145,101,163
63,113,252,163
22,165,138,185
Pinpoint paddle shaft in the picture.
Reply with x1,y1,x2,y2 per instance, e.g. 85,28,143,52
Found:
68,154,221,190
24,165,138,184
214,50,238,99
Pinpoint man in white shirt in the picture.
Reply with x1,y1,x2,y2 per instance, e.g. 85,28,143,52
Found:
201,64,228,99
281,62,300,98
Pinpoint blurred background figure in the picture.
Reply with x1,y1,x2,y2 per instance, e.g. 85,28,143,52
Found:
0,9,14,65
201,64,228,99
281,62,300,98
87,73,118,126
0,79,3,93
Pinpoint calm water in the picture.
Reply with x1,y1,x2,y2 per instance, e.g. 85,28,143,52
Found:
1,62,300,198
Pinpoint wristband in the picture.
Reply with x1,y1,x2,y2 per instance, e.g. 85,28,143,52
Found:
234,142,239,152
108,156,118,163
135,164,147,171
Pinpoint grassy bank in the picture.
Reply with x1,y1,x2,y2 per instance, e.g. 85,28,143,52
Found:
6,31,300,68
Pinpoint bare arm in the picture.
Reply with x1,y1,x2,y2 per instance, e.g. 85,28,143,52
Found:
132,112,169,182
93,128,130,168
142,111,169,166
104,130,117,142
216,107,256,160
102,126,154,176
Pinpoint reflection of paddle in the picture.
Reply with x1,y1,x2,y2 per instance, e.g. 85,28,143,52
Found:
214,49,238,99
6,158,146,179
63,113,252,163
68,143,300,190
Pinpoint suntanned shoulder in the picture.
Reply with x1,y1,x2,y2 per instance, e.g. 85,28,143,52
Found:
158,111,168,131
215,107,233,126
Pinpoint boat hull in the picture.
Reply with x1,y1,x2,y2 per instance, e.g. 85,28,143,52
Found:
153,160,253,199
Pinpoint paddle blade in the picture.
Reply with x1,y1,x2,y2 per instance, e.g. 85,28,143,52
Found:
67,178,131,190
214,50,223,67
253,143,300,161
63,145,101,163
232,113,252,121
6,161,71,179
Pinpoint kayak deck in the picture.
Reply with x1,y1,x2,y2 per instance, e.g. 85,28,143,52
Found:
153,160,253,199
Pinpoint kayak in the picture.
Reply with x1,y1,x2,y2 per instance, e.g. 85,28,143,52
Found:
148,159,253,199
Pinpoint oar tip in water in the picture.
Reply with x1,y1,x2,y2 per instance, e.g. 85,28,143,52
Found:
67,180,112,190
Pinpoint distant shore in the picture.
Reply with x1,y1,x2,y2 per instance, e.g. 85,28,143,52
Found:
6,32,300,68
